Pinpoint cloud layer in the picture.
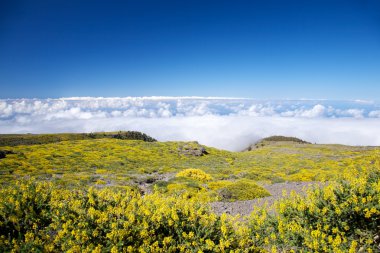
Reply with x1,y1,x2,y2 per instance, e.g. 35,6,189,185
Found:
1,97,380,151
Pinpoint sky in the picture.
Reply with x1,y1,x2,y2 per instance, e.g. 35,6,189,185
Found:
2,1,380,148
1,0,380,99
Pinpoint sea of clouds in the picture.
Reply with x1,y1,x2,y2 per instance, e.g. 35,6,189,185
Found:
1,97,380,151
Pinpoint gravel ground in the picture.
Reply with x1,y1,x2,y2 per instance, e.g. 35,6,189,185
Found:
210,182,322,216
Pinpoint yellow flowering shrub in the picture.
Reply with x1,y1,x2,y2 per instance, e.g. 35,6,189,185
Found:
0,180,261,252
1,138,379,189
1,138,380,252
0,180,53,251
248,166,380,252
1,166,379,252
176,169,213,182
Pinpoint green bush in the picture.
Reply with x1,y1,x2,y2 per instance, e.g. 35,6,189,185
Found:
260,136,310,144
217,180,271,202
0,131,156,146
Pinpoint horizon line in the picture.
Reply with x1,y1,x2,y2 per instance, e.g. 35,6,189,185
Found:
0,96,376,103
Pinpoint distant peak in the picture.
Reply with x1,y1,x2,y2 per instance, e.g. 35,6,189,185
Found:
245,135,310,151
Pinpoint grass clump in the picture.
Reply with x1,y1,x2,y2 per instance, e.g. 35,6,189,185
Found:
216,180,271,202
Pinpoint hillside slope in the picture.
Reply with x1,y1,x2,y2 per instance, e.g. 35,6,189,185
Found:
1,134,380,251
1,134,379,199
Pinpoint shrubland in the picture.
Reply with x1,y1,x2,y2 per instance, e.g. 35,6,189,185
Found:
0,180,259,252
1,137,378,189
0,134,379,251
0,131,156,147
0,166,379,252
248,165,380,252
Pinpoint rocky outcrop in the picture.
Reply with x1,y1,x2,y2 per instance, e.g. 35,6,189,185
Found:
178,142,208,156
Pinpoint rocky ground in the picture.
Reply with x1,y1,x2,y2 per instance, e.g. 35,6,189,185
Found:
210,181,322,216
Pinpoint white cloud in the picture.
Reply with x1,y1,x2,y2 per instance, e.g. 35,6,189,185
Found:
1,97,380,151
0,101,13,118
344,109,364,118
369,110,380,118
1,97,379,119
299,104,326,118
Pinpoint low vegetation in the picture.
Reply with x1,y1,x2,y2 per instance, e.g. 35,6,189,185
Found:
0,131,156,147
246,135,310,151
0,133,379,251
0,166,379,252
176,169,213,182
1,136,378,188
248,166,380,252
0,180,257,252
0,150,15,159
215,180,271,202
259,136,310,144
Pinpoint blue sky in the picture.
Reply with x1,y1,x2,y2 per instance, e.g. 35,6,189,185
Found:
1,0,380,99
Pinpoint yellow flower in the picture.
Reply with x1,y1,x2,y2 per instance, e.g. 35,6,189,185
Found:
111,246,118,253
